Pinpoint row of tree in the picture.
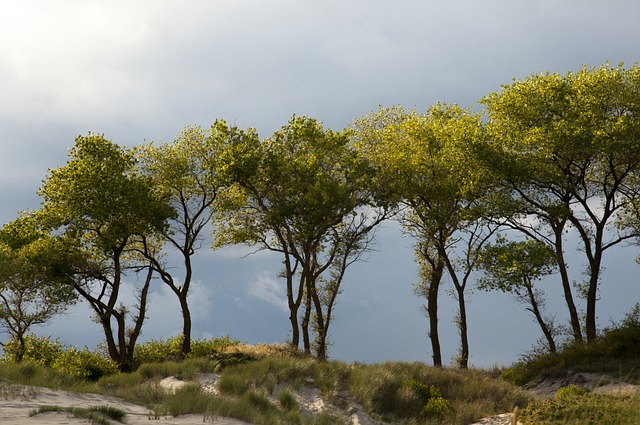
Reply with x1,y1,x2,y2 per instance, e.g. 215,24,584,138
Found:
1,63,639,369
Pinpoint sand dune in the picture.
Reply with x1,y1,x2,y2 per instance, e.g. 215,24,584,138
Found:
0,385,251,425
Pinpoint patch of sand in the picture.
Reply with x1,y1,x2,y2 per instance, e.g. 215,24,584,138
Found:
0,384,249,425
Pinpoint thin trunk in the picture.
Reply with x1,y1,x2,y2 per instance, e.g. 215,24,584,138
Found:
180,255,193,354
180,296,192,354
16,334,25,363
427,259,444,367
456,288,469,369
525,284,556,354
125,266,154,369
585,253,602,342
301,287,312,355
553,227,583,343
286,262,303,349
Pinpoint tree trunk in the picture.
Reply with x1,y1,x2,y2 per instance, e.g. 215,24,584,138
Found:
554,228,583,343
585,255,602,342
456,288,469,369
301,287,312,355
525,284,557,354
180,295,192,355
426,259,444,367
16,334,26,363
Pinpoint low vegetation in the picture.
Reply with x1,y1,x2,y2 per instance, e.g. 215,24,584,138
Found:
502,306,640,387
29,405,126,425
1,324,640,424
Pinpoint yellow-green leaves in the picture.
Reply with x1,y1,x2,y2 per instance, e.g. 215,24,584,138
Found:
39,133,174,253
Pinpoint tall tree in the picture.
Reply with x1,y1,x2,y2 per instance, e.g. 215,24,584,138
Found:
214,116,387,360
136,124,223,355
482,63,640,342
478,236,559,353
38,134,174,370
354,104,498,368
0,214,77,362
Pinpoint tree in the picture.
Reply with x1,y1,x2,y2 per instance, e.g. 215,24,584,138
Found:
0,214,77,362
38,133,174,370
478,236,559,353
136,124,223,355
482,63,640,342
214,116,387,360
354,104,498,368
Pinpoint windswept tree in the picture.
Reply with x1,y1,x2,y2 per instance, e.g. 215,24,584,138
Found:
478,236,559,353
354,104,499,368
0,214,77,362
214,116,388,360
38,134,174,370
482,63,640,342
136,124,223,355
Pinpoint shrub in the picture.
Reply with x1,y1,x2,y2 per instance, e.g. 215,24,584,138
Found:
133,335,185,365
520,385,640,424
1,334,63,366
132,335,239,366
406,380,453,419
505,305,640,386
51,347,119,381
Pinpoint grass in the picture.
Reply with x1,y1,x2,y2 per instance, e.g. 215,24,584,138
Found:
29,405,126,425
2,329,640,425
519,385,640,425
502,306,640,387
501,310,640,424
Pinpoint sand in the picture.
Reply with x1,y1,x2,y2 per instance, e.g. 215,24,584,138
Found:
0,384,251,425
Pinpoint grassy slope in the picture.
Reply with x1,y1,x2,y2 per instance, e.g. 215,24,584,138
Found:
2,320,640,425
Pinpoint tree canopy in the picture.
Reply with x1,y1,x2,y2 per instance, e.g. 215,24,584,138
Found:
2,62,639,367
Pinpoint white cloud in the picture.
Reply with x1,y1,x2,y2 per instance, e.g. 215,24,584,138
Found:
247,272,289,313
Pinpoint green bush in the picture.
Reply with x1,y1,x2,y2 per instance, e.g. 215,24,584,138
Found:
505,305,640,386
1,334,63,366
521,385,640,424
133,335,185,365
51,347,119,381
406,380,453,419
132,335,239,366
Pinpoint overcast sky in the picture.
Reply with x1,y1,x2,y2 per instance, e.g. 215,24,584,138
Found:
1,1,640,367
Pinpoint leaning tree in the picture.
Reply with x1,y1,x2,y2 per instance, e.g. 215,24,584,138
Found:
0,214,77,362
353,104,500,368
38,133,174,370
482,63,640,342
214,116,388,360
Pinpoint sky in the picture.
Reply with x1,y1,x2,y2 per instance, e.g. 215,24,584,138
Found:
1,0,640,367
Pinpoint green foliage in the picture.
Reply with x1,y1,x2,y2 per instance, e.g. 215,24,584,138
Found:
214,115,387,360
0,216,77,361
1,334,63,366
132,335,238,366
503,306,640,385
520,385,640,424
30,405,126,425
482,63,640,342
51,347,119,381
133,335,185,364
1,334,117,381
348,362,530,423
0,361,93,392
405,380,454,419
165,383,215,417
278,387,299,411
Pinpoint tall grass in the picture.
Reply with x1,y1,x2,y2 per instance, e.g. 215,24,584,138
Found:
29,406,126,425
502,304,640,387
